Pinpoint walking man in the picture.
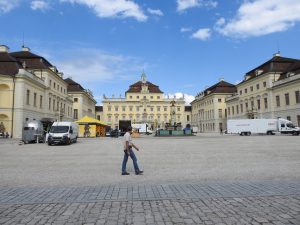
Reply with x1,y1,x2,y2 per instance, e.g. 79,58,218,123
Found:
122,126,143,175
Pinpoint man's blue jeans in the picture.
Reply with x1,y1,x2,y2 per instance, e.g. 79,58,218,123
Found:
122,149,140,173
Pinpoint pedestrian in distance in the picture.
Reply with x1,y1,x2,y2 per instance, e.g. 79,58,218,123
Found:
122,126,143,175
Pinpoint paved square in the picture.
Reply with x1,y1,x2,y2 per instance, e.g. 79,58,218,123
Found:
0,135,300,224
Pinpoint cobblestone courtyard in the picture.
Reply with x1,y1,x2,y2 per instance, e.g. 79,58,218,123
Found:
0,135,300,224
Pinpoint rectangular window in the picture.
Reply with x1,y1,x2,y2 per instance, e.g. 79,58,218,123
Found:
251,101,254,110
137,96,139,99
53,99,55,111
122,106,126,112
264,98,268,109
115,106,118,111
97,115,100,120
157,106,160,111
240,90,242,95
218,109,222,118
232,106,234,115
287,116,291,121
74,109,78,119
187,115,190,121
245,102,248,110
49,98,51,110
256,84,260,90
276,95,280,107
250,86,253,92
218,99,222,103
108,106,111,111
295,91,300,103
285,93,290,105
257,99,261,110
236,105,239,114
150,107,153,112
33,93,37,107
150,96,153,99
263,81,266,87
129,96,132,99
157,96,160,99
177,107,180,112
49,80,52,87
54,82,56,89
74,98,78,102
245,88,247,94
136,106,139,112
26,90,30,105
40,95,43,108
240,104,243,113
129,106,133,112
164,107,167,112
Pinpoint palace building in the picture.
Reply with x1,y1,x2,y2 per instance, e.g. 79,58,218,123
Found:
65,78,97,120
226,54,300,126
0,45,98,139
191,80,237,133
0,45,76,138
100,74,191,130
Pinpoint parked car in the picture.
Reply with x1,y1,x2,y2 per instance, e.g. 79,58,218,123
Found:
110,129,119,138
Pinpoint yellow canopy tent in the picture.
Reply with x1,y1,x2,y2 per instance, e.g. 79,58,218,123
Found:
75,116,107,137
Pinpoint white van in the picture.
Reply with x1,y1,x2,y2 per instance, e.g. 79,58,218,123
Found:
48,122,78,145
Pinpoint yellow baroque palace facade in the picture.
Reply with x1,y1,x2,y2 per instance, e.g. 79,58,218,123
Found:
0,45,97,138
99,74,191,130
191,80,237,133
226,54,300,126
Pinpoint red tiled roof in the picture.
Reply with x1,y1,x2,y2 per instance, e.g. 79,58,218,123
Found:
10,51,53,70
126,81,163,93
241,56,300,83
64,78,85,92
0,52,21,76
203,80,237,95
278,61,300,80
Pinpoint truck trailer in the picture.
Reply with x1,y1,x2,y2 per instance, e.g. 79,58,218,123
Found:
227,118,300,136
132,123,153,134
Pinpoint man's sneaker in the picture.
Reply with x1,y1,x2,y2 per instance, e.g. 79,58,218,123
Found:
122,172,130,175
135,171,143,175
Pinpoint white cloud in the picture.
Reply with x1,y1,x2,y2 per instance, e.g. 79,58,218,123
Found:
31,1,50,11
165,93,195,105
177,0,218,12
147,8,163,16
60,0,147,21
0,0,20,13
191,28,211,40
215,17,225,26
180,27,192,32
54,48,145,84
217,0,300,38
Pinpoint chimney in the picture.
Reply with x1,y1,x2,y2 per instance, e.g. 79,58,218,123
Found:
0,45,9,53
22,46,30,52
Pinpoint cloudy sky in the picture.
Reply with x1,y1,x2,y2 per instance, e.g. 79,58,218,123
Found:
1,0,300,105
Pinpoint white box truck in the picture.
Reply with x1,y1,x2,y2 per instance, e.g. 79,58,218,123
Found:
132,123,153,134
48,122,79,145
227,118,300,136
